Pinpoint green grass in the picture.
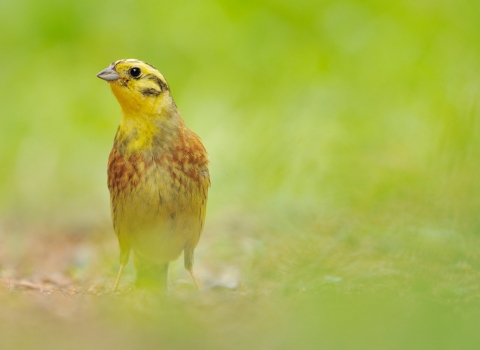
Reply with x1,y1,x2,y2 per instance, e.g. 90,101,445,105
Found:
1,0,480,348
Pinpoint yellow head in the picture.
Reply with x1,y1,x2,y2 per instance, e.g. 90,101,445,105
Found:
98,59,182,154
97,59,175,117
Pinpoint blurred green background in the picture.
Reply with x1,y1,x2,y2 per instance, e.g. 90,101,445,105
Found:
2,0,480,348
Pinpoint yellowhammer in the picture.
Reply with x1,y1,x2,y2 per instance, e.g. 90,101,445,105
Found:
97,59,210,291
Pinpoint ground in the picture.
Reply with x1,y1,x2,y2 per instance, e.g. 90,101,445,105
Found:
2,210,480,349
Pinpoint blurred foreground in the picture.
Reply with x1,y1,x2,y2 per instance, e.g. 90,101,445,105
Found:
2,207,480,349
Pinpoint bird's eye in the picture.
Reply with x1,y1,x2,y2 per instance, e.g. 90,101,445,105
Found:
130,67,141,78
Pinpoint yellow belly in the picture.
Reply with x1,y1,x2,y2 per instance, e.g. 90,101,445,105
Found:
108,145,208,265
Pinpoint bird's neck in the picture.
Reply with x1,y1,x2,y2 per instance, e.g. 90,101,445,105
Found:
115,108,183,156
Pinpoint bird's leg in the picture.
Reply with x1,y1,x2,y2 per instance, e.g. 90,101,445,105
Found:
184,247,199,290
112,264,125,293
188,269,200,290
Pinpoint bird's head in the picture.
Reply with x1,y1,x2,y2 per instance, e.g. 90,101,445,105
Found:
97,59,174,116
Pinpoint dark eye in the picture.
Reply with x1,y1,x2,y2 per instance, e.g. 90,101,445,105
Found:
129,67,141,78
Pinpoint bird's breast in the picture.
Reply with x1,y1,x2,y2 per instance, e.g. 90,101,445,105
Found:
107,131,209,214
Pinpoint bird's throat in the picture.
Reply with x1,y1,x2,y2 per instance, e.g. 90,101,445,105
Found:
116,111,183,156
116,113,159,155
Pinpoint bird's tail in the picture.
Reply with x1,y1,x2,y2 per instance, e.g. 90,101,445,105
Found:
134,253,169,291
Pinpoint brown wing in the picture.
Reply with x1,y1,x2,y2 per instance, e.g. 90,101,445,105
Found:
178,128,210,271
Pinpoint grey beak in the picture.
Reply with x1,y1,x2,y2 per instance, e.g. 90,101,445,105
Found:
97,65,120,81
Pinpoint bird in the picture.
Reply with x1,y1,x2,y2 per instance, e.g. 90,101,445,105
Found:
97,59,210,291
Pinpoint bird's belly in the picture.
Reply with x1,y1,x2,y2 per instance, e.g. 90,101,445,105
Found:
111,166,201,263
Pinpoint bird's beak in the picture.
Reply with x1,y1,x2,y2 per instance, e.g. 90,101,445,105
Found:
97,65,120,81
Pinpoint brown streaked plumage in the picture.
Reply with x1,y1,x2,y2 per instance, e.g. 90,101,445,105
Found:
97,59,210,291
